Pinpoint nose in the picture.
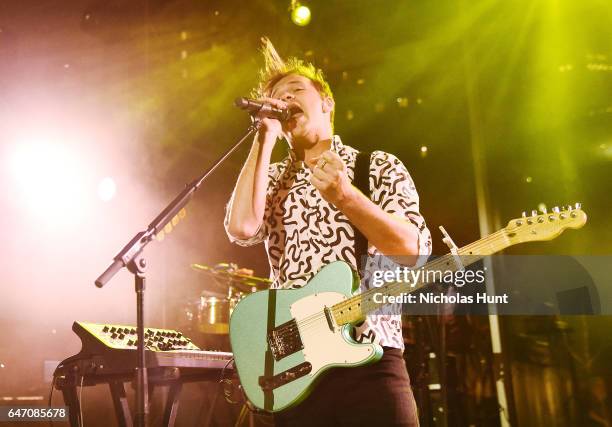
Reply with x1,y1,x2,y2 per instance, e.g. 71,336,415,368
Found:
280,92,294,102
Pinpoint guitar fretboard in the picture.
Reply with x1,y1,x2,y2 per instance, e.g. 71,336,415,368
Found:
329,205,586,326
330,229,512,325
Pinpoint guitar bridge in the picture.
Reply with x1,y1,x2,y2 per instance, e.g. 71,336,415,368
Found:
267,318,304,361
259,362,312,391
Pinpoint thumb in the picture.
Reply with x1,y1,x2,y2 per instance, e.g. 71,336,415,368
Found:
307,155,321,168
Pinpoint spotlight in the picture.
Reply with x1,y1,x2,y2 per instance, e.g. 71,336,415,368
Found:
98,177,116,201
290,1,311,26
9,139,88,227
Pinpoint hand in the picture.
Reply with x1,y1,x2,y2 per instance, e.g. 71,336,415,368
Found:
255,97,287,146
310,150,357,207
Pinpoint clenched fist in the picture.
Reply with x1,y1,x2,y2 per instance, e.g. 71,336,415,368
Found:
309,150,358,208
255,97,287,146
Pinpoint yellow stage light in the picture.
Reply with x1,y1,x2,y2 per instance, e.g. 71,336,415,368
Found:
291,3,311,26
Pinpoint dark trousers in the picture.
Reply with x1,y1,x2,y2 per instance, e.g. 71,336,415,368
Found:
274,347,419,427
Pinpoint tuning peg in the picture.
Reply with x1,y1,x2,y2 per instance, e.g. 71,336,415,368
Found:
540,206,548,214
531,210,538,216
575,202,581,209
561,206,566,211
522,211,527,218
552,206,560,213
567,205,573,211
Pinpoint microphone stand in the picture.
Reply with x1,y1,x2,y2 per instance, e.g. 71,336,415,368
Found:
94,118,261,427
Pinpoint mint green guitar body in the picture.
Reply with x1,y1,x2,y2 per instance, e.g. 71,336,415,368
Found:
229,261,383,412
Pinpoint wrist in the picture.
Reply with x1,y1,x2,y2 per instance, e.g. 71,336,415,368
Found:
257,129,280,147
337,184,361,211
253,134,275,155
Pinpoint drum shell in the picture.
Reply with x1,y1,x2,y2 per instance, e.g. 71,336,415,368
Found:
195,295,241,334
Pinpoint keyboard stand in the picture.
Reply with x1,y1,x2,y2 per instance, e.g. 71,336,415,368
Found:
55,366,223,427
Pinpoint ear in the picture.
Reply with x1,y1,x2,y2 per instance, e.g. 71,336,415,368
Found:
322,96,334,114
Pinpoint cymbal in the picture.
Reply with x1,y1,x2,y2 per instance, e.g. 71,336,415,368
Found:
191,263,271,291
199,289,228,299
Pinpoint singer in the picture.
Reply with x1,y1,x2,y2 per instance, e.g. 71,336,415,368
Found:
224,38,431,426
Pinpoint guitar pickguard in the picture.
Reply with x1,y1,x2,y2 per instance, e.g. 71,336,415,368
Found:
289,292,377,376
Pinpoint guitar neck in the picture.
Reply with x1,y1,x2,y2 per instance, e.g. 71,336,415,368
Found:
331,229,511,326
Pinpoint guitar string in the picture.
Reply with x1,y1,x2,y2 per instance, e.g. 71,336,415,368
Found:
330,233,506,314
274,235,505,338
269,228,511,338
270,211,576,336
271,211,576,338
327,227,510,314
272,229,509,337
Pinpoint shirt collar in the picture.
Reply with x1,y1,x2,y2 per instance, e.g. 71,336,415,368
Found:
287,135,343,163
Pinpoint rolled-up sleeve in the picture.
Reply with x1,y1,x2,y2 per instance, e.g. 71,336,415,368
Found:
369,151,432,257
223,197,267,247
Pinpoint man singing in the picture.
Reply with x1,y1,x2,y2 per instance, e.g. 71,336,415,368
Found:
225,38,431,426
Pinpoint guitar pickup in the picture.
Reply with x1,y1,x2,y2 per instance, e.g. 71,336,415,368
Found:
258,362,312,391
267,319,304,361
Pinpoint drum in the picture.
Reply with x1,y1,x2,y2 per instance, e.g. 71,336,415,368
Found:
195,294,240,334
180,292,243,335
185,262,271,337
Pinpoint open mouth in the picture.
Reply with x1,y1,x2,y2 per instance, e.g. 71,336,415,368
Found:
288,105,304,118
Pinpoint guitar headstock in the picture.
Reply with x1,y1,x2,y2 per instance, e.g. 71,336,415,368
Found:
504,203,587,244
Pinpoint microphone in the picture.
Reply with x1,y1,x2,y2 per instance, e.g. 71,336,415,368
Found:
234,97,291,121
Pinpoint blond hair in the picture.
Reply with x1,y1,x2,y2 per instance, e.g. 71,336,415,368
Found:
254,37,335,129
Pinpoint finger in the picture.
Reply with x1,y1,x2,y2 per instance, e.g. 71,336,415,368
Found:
322,162,340,177
306,155,320,170
312,165,330,181
310,174,328,191
257,97,288,109
322,149,342,161
320,150,336,162
317,157,342,177
316,157,328,170
324,159,342,173
321,150,344,169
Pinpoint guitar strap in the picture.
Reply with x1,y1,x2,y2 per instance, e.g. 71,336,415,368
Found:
353,151,371,276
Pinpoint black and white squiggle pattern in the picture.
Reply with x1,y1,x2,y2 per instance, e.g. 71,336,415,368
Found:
225,136,432,349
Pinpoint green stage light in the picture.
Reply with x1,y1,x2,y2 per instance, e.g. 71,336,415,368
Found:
291,3,311,26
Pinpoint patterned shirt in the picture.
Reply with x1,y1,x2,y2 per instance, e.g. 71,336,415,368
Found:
225,136,432,349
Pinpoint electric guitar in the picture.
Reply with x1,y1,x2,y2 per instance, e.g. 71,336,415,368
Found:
229,205,587,412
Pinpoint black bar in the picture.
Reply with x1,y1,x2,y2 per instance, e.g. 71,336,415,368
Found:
109,381,133,427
